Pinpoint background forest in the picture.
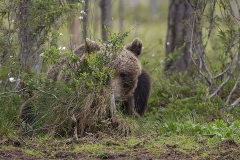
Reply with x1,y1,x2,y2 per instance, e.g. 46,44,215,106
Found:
0,0,240,159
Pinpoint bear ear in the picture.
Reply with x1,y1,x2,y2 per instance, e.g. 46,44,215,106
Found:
85,38,101,53
74,38,101,57
126,38,143,56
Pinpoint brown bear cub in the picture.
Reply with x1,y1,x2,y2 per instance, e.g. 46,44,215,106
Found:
19,38,151,122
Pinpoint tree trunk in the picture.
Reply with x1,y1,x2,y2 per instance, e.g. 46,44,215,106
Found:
82,0,89,42
18,0,32,70
165,0,195,74
100,0,111,42
132,0,139,37
18,0,41,73
69,17,81,49
119,0,124,34
150,0,158,14
69,1,89,48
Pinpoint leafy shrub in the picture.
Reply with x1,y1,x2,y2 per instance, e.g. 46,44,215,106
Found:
149,72,229,123
158,119,240,143
20,33,140,137
0,94,23,136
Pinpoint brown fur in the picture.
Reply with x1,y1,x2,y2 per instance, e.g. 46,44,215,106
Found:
134,70,151,116
110,38,143,117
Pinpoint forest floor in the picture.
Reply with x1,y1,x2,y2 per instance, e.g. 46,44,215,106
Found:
1,133,240,160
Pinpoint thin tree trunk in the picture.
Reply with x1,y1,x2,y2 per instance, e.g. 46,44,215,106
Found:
165,0,193,74
82,0,89,42
119,0,124,34
100,0,111,42
18,0,32,70
133,0,139,37
18,0,41,73
93,0,100,39
150,0,158,14
69,17,81,49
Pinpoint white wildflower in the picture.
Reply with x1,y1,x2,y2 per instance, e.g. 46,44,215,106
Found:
81,0,85,3
78,16,83,20
9,77,16,83
58,46,66,50
80,10,87,15
167,42,170,45
39,53,44,57
152,54,155,57
59,33,63,36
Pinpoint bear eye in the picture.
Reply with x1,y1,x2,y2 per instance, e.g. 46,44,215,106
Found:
120,73,128,80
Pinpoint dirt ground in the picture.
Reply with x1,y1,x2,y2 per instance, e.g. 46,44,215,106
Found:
0,136,239,160
0,147,190,160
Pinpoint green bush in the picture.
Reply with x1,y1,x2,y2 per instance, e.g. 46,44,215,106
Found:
149,72,230,123
0,94,23,136
158,119,240,143
18,32,143,137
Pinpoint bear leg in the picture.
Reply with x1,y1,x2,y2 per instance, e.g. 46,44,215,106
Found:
134,70,151,116
128,96,141,118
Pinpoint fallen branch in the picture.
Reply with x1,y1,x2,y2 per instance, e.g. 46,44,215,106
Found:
0,88,26,97
230,97,240,108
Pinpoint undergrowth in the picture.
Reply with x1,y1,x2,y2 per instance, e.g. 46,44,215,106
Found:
146,68,240,144
17,32,143,137
157,119,240,143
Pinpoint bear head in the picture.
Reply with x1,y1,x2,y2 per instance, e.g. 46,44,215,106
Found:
76,38,143,100
111,38,143,99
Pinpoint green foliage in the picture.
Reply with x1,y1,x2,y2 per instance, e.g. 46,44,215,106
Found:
19,32,141,137
149,72,227,123
0,0,239,148
0,94,23,136
0,1,85,137
148,2,240,134
41,46,60,64
106,28,129,49
158,119,240,143
89,150,108,159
